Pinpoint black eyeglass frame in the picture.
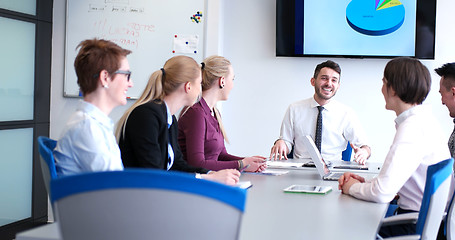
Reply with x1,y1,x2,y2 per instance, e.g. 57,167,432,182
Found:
113,70,132,81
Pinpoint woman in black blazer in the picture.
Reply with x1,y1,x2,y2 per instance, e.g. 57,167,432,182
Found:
116,56,240,185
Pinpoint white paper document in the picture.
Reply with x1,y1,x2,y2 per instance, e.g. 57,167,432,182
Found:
246,169,289,176
236,181,252,189
266,161,304,168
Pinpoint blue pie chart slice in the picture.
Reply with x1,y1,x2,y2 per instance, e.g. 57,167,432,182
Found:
346,0,405,36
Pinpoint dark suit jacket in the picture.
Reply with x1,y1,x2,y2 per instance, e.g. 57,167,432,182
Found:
119,100,209,174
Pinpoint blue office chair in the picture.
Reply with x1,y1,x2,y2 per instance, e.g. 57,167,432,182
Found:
378,158,454,240
50,169,247,240
37,136,58,195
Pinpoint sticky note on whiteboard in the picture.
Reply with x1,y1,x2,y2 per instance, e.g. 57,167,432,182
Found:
173,34,199,54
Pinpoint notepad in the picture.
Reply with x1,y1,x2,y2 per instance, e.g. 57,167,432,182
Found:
283,185,332,194
236,181,252,189
266,161,304,168
256,169,289,176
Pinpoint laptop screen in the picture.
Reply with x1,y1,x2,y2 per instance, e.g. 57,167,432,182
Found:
302,135,331,176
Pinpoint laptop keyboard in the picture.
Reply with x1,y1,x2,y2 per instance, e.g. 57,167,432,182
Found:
328,172,343,178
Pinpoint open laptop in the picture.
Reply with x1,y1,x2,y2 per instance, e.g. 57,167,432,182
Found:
302,135,344,181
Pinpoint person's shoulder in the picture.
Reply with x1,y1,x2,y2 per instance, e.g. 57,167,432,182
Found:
130,101,166,123
406,105,438,126
62,111,93,135
287,98,312,111
184,103,205,117
134,101,164,114
179,104,206,127
290,98,311,107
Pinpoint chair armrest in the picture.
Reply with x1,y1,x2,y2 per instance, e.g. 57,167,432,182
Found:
380,212,419,227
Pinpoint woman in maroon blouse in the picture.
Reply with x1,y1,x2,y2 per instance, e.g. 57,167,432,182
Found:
178,56,266,172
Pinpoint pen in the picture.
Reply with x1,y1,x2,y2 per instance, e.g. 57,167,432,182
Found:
240,164,250,172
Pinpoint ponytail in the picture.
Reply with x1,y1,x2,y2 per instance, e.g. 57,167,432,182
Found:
115,55,200,142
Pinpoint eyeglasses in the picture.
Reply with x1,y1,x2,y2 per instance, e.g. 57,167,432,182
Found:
113,70,132,81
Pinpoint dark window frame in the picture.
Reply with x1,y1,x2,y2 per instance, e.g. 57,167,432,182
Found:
0,0,53,239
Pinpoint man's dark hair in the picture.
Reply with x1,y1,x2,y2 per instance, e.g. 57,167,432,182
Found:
313,60,341,79
435,63,455,90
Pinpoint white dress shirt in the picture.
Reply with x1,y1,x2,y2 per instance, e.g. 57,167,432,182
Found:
54,100,124,176
279,97,369,161
164,101,174,170
349,105,451,211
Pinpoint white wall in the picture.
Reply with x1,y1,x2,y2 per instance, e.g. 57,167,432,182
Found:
219,0,455,162
51,0,455,163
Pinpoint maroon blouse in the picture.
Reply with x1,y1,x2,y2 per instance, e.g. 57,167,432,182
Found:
178,98,242,170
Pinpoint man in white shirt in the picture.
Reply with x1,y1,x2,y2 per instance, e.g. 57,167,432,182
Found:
270,60,371,163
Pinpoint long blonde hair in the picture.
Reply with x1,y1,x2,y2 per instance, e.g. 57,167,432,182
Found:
200,55,232,143
115,55,200,141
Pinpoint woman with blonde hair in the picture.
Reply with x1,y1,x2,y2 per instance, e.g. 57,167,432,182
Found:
116,55,240,185
178,55,266,172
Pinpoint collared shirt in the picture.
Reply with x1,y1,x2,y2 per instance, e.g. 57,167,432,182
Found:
54,100,123,176
279,97,369,161
349,105,451,211
164,101,174,170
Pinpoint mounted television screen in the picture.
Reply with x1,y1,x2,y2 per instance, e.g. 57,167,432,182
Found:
276,0,436,59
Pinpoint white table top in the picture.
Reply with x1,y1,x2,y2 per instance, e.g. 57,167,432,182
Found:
16,160,386,240
239,165,387,240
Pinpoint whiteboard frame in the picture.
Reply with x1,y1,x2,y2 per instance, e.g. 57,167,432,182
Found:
63,0,209,99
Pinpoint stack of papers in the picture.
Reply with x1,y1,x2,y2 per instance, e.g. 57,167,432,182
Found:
246,169,289,176
266,161,304,168
236,181,252,189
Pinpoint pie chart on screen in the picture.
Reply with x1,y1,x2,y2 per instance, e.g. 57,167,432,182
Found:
346,0,405,36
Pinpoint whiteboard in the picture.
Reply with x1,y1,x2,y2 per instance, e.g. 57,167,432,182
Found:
64,0,206,98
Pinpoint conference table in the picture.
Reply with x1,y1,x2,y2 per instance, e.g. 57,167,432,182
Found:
16,159,386,240
239,159,387,240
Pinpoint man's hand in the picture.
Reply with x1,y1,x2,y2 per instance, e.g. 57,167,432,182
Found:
352,145,371,165
270,139,289,160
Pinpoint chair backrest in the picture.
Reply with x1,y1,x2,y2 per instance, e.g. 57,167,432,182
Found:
342,141,352,161
416,158,454,239
37,136,58,194
50,169,247,240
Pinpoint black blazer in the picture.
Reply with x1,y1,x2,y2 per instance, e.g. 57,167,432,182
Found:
119,101,209,174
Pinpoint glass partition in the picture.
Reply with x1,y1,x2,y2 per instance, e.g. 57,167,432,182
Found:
0,0,36,15
0,17,35,121
0,128,33,226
